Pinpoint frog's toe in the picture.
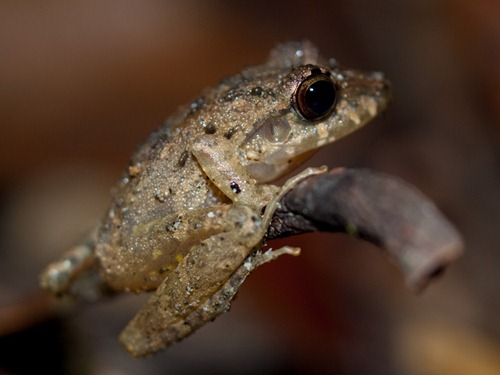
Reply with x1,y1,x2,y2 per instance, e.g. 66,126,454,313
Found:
40,261,73,295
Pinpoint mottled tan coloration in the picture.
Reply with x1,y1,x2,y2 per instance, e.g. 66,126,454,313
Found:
40,41,390,356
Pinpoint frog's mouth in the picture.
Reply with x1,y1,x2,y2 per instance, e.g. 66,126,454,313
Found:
243,70,391,183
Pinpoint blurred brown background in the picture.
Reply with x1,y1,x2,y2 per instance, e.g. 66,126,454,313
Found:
1,0,499,374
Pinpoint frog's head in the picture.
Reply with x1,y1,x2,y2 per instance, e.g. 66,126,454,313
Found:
240,41,391,183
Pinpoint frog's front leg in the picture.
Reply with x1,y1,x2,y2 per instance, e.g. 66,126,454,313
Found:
191,135,278,208
119,205,264,357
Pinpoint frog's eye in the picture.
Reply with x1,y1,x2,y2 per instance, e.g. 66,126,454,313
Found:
294,72,337,121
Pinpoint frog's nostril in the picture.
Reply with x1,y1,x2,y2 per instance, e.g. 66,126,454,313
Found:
382,79,392,96
379,79,392,109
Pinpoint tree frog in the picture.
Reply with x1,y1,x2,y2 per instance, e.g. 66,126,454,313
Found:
40,41,390,357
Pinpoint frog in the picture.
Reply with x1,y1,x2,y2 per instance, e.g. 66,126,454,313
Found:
40,40,391,357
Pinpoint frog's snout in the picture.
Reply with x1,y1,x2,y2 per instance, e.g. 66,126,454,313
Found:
355,70,392,112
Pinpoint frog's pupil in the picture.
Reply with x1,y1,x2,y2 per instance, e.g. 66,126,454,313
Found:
305,80,335,117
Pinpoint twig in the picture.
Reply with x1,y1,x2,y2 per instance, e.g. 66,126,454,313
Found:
267,168,464,291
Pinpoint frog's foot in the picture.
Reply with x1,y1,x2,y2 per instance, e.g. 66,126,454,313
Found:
120,245,301,357
248,246,301,270
262,165,328,225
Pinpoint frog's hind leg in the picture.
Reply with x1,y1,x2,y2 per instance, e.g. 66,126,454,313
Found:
122,245,302,357
40,231,108,301
119,204,265,357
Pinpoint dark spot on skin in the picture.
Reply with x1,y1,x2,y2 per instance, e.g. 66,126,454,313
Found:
204,123,216,134
223,90,239,102
224,127,237,139
249,86,265,97
230,181,241,194
177,150,189,168
154,190,168,202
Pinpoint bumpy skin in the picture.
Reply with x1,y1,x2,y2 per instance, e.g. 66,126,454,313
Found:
40,41,390,356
